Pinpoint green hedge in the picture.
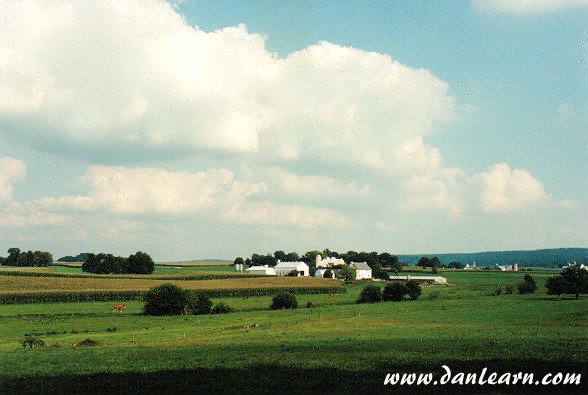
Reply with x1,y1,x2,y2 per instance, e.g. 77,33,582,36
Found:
0,287,346,304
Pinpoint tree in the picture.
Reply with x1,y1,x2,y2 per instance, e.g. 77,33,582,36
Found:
405,280,422,300
560,266,588,299
383,282,406,302
544,266,588,300
323,268,333,278
234,257,244,267
270,292,298,309
418,257,441,268
337,265,356,283
127,251,155,274
7,248,20,265
357,284,382,303
189,293,212,315
378,253,399,268
144,283,190,316
447,261,464,269
517,274,538,294
273,250,287,262
545,276,569,300
301,250,323,267
287,269,299,277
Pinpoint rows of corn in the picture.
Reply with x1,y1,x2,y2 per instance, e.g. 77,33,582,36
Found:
0,273,345,304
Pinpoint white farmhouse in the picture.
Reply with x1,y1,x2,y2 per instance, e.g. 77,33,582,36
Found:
350,262,372,280
245,265,276,276
275,261,310,277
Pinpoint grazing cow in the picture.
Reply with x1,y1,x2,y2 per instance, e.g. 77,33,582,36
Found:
113,304,126,313
242,294,249,299
329,294,335,298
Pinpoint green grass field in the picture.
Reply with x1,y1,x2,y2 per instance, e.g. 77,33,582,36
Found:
0,268,586,394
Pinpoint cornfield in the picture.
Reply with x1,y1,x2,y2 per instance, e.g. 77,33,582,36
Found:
0,274,345,304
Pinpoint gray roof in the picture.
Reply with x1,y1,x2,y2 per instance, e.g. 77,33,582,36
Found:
351,262,372,271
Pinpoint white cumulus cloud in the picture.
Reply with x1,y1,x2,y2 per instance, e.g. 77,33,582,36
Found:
471,163,549,213
0,0,455,171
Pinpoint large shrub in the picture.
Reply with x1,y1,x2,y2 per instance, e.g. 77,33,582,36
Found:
518,274,538,294
143,283,189,316
211,301,234,314
357,284,382,303
189,292,212,315
270,292,298,310
383,282,406,302
405,280,422,300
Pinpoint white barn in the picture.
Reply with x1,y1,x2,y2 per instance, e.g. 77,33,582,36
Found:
275,261,310,277
245,265,276,276
316,256,346,268
389,275,447,285
350,262,372,280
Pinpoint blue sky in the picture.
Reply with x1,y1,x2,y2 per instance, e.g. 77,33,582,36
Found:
0,0,586,261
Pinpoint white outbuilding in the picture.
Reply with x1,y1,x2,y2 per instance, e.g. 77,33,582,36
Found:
274,261,310,277
245,265,276,276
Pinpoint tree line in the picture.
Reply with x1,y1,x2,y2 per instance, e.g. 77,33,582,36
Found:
0,248,53,267
82,251,155,274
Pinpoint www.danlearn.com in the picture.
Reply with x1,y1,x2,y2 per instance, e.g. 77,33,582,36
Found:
384,365,582,387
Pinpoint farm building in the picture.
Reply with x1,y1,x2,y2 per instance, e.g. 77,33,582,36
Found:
245,265,276,276
316,256,346,268
275,261,310,277
314,268,336,278
496,264,518,272
389,275,447,285
350,262,372,280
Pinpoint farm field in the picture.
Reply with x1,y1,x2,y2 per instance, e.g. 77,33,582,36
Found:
0,268,586,394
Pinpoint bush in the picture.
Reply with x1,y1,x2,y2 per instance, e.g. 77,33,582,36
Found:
357,284,382,303
21,335,44,349
143,283,189,316
211,301,234,314
305,301,315,308
505,286,515,294
76,338,100,347
270,292,298,310
405,280,422,300
383,282,406,302
518,274,538,294
489,287,503,296
189,293,212,315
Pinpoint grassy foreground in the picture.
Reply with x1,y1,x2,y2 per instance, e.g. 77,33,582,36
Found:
0,270,586,394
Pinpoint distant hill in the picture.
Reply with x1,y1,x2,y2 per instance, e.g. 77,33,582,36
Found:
397,248,588,267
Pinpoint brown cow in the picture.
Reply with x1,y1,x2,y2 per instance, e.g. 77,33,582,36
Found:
113,304,126,313
242,294,249,299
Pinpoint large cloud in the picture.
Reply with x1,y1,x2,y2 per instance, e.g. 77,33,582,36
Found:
0,0,454,169
471,163,549,213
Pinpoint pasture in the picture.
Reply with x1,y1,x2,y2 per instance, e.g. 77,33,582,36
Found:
0,267,586,394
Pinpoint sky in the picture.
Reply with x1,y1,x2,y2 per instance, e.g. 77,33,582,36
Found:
0,0,586,261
